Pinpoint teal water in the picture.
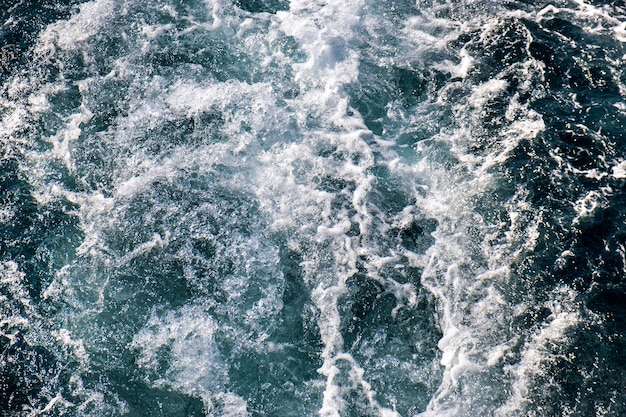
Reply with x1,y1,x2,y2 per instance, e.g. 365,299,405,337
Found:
1,0,625,416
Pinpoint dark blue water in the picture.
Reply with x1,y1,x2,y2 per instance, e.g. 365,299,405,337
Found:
1,0,625,416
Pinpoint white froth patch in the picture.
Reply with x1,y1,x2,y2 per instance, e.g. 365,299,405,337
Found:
21,393,75,416
67,191,115,258
468,79,508,109
433,48,475,79
0,204,15,224
53,328,89,366
317,220,352,237
614,101,626,112
572,189,608,223
165,79,284,144
536,5,560,19
536,0,626,43
118,233,169,265
0,107,29,140
249,83,382,415
132,305,228,396
42,265,70,302
37,0,116,52
419,163,546,415
141,23,176,41
404,14,465,54
51,107,93,172
612,160,626,178
0,262,32,345
277,0,361,111
481,111,545,169
205,393,249,417
496,298,582,417
0,261,35,316
317,353,402,417
27,93,51,113
165,80,268,116
577,168,608,180
318,362,343,417
255,139,362,232
112,146,218,199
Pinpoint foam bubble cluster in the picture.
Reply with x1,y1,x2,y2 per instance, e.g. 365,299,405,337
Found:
1,0,625,416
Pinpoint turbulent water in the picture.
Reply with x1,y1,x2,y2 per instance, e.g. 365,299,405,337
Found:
1,0,625,416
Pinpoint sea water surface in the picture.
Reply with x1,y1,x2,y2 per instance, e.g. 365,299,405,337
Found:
1,0,625,416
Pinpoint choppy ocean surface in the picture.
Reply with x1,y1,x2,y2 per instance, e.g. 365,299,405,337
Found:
1,0,625,416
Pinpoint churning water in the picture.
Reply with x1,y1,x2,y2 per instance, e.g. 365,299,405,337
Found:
1,0,625,416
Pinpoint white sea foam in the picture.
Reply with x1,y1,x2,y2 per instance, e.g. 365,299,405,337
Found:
405,2,624,401
52,328,89,366
132,305,226,393
6,0,620,415
36,0,116,53
495,288,584,417
379,5,601,416
612,160,626,178
535,0,626,44
572,189,609,224
51,107,93,172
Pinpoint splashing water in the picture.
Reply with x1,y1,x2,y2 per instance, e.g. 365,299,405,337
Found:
1,0,625,416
